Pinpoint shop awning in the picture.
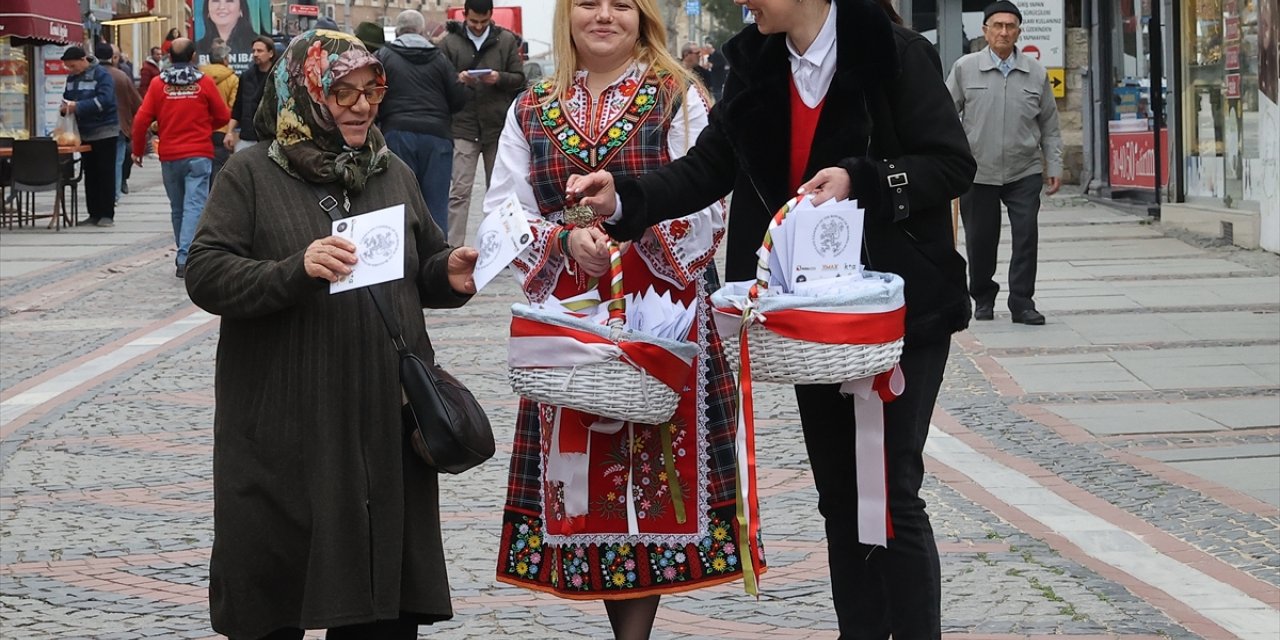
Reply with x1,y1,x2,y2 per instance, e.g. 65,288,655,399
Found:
0,0,84,45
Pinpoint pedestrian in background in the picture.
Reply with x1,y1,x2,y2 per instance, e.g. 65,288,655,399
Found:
185,30,477,639
355,20,386,52
680,41,712,89
487,1,748,638
701,40,727,101
140,46,163,94
376,9,467,235
199,40,239,183
96,43,141,205
117,51,135,83
224,35,276,152
567,0,976,637
132,38,230,278
946,0,1062,326
439,0,524,247
59,46,119,227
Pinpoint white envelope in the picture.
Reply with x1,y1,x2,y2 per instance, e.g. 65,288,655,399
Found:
787,198,864,290
473,194,535,292
330,204,406,294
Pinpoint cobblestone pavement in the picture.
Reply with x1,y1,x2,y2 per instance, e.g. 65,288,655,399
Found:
1,171,1277,639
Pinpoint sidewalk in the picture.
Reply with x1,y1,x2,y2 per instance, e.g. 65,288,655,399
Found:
0,174,1276,639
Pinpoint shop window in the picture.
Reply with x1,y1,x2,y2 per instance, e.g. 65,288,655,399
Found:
1182,0,1263,207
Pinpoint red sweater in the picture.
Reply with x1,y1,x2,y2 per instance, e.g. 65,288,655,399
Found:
789,77,826,193
132,69,231,161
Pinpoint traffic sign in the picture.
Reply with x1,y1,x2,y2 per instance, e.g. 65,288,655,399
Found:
1022,44,1041,60
686,0,700,16
1017,0,1064,69
288,4,319,16
1047,67,1065,98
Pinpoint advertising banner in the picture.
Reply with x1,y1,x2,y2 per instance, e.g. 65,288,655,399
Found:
193,0,272,73
1109,128,1169,190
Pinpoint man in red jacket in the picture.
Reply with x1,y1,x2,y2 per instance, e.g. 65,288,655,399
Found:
132,38,230,279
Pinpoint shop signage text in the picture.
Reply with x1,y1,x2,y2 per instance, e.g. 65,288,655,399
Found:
1017,0,1065,69
1109,128,1169,189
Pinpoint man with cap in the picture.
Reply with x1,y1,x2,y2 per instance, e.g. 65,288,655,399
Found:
60,45,119,226
95,43,142,205
946,0,1062,326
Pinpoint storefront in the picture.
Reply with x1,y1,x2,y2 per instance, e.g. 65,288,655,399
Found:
1172,0,1279,251
0,0,86,140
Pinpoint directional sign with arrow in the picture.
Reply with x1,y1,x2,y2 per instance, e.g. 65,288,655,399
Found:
1047,68,1065,98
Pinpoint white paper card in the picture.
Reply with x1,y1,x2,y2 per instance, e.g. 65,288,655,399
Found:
330,204,406,294
787,199,864,289
474,194,535,292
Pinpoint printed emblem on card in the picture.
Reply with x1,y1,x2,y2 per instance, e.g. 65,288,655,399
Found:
360,225,399,266
812,215,851,257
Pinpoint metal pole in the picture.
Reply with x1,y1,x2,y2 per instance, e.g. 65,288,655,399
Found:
1149,0,1164,217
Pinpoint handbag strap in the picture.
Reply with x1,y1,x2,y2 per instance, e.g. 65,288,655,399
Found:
308,184,412,357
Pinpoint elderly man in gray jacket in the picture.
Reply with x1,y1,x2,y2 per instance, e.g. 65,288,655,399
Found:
947,0,1062,326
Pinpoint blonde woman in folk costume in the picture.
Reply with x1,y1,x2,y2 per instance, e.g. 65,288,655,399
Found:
484,0,759,638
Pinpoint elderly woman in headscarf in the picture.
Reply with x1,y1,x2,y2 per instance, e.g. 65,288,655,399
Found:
185,30,478,640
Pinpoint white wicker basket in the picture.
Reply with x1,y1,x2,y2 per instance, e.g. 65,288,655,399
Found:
711,196,905,385
507,303,698,424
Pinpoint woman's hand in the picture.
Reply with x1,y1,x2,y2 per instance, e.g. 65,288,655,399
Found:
565,171,618,220
797,167,852,205
304,236,358,282
448,246,479,294
568,227,610,277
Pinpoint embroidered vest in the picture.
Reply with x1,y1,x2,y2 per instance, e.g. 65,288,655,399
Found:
518,73,681,217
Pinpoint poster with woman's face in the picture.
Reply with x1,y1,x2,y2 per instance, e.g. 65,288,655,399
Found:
194,0,271,73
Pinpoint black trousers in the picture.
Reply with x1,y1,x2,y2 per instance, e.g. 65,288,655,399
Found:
82,135,118,221
795,339,950,640
959,173,1043,313
211,131,230,185
120,140,132,182
246,615,418,640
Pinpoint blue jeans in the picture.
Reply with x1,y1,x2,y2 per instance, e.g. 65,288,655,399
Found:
161,157,211,266
114,137,126,202
383,129,452,235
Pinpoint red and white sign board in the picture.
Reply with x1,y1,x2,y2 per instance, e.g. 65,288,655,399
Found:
1109,128,1169,190
1016,0,1064,69
288,4,319,17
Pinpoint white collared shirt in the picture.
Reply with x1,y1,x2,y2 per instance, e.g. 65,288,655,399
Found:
786,1,838,108
467,26,490,50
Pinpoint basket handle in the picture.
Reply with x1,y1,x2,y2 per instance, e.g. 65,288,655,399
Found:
606,241,625,330
749,195,807,299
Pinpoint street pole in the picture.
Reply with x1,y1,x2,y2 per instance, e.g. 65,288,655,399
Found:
1149,0,1163,218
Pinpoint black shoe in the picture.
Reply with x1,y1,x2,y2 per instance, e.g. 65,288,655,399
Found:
1012,309,1046,325
974,304,994,321
175,264,186,279
121,181,129,194
81,216,101,226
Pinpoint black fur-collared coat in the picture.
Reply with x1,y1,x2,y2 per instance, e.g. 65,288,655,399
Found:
606,0,976,345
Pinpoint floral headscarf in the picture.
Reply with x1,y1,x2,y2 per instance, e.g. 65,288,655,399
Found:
255,29,390,193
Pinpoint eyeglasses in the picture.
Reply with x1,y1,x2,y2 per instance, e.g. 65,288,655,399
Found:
983,22,1020,33
331,86,388,107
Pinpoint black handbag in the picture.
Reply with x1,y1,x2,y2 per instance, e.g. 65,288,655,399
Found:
314,188,495,474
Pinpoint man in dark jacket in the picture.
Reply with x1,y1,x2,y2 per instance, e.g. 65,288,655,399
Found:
96,43,142,204
60,46,119,227
439,0,524,246
377,9,467,234
224,35,276,152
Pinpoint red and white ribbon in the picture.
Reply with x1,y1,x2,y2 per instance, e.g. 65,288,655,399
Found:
508,316,695,392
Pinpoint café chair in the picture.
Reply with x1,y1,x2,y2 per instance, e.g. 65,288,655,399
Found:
0,137,16,229
10,139,68,231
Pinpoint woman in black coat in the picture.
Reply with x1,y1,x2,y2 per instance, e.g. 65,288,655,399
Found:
568,0,976,637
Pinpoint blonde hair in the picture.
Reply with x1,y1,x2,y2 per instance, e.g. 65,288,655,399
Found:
545,0,707,107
